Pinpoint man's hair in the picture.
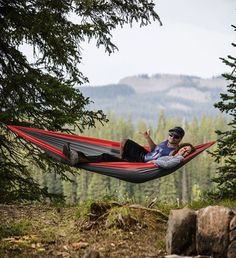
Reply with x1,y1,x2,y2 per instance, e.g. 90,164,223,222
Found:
172,143,196,156
169,126,185,138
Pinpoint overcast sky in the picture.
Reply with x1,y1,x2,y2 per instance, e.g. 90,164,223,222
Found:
80,0,235,86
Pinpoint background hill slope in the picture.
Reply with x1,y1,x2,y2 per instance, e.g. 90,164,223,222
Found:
79,73,227,124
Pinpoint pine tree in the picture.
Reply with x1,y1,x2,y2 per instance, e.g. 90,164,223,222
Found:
0,0,161,202
211,25,236,198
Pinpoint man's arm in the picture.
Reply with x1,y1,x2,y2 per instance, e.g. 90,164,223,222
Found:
142,129,156,150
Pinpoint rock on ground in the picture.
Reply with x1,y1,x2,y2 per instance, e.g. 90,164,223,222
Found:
196,205,234,258
166,207,197,255
228,214,236,258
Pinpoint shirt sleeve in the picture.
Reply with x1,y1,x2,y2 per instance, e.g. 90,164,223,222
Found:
155,155,184,169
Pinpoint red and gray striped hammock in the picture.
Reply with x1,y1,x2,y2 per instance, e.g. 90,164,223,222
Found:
8,125,215,184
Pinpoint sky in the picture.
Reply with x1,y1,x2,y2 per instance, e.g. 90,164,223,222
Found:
79,0,236,86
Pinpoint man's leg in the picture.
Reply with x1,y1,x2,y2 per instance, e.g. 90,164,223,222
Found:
120,139,127,158
63,144,123,165
87,153,123,162
121,139,148,162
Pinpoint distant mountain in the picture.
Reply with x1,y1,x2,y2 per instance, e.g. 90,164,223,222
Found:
78,73,227,125
119,74,226,93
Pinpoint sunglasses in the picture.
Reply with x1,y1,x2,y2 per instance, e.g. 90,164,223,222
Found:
169,133,181,139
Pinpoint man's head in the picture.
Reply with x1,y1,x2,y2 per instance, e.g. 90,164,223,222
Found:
168,126,185,145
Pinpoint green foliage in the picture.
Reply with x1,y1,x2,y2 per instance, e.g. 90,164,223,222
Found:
105,206,144,230
76,199,95,219
210,25,236,199
0,220,31,239
105,206,130,227
0,1,161,202
154,198,236,214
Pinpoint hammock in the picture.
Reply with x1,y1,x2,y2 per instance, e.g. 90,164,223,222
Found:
8,125,216,184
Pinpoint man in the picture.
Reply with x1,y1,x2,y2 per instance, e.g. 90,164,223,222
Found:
120,126,185,162
63,126,185,165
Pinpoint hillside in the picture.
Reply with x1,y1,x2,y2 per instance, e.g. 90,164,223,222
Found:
79,73,227,124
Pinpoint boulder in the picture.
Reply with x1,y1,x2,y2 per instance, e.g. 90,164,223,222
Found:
165,254,212,258
228,214,236,258
83,250,100,258
229,215,236,242
228,241,236,258
196,205,234,258
166,208,197,255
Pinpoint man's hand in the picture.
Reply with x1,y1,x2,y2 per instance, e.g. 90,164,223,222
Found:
140,128,151,139
139,128,156,150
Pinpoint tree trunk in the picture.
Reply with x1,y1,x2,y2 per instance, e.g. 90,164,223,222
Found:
70,174,78,204
181,167,189,203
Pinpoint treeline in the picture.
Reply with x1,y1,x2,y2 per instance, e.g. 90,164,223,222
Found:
32,112,228,204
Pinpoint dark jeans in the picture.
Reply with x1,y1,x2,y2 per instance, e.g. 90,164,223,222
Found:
85,139,148,163
122,139,148,162
87,153,125,162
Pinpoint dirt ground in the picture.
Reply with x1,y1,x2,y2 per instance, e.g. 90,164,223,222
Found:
0,202,168,258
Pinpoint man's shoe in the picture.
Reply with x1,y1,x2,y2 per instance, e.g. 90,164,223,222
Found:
63,143,71,159
63,143,79,166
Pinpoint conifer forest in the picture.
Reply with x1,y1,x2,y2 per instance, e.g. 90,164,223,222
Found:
34,112,229,205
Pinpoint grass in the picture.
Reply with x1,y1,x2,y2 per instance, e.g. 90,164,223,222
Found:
76,199,95,219
154,198,236,215
0,220,31,239
105,206,134,229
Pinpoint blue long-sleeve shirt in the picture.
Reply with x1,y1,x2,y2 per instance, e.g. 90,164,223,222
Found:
155,155,184,168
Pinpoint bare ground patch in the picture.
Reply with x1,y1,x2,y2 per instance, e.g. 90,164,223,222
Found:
0,203,167,257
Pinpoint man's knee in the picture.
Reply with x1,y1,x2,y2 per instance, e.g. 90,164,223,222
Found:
121,139,128,148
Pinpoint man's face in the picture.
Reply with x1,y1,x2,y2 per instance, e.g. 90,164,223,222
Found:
168,133,182,144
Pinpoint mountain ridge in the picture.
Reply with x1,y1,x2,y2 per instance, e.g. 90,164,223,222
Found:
78,73,227,125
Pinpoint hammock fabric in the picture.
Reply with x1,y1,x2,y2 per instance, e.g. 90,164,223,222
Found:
8,125,216,184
